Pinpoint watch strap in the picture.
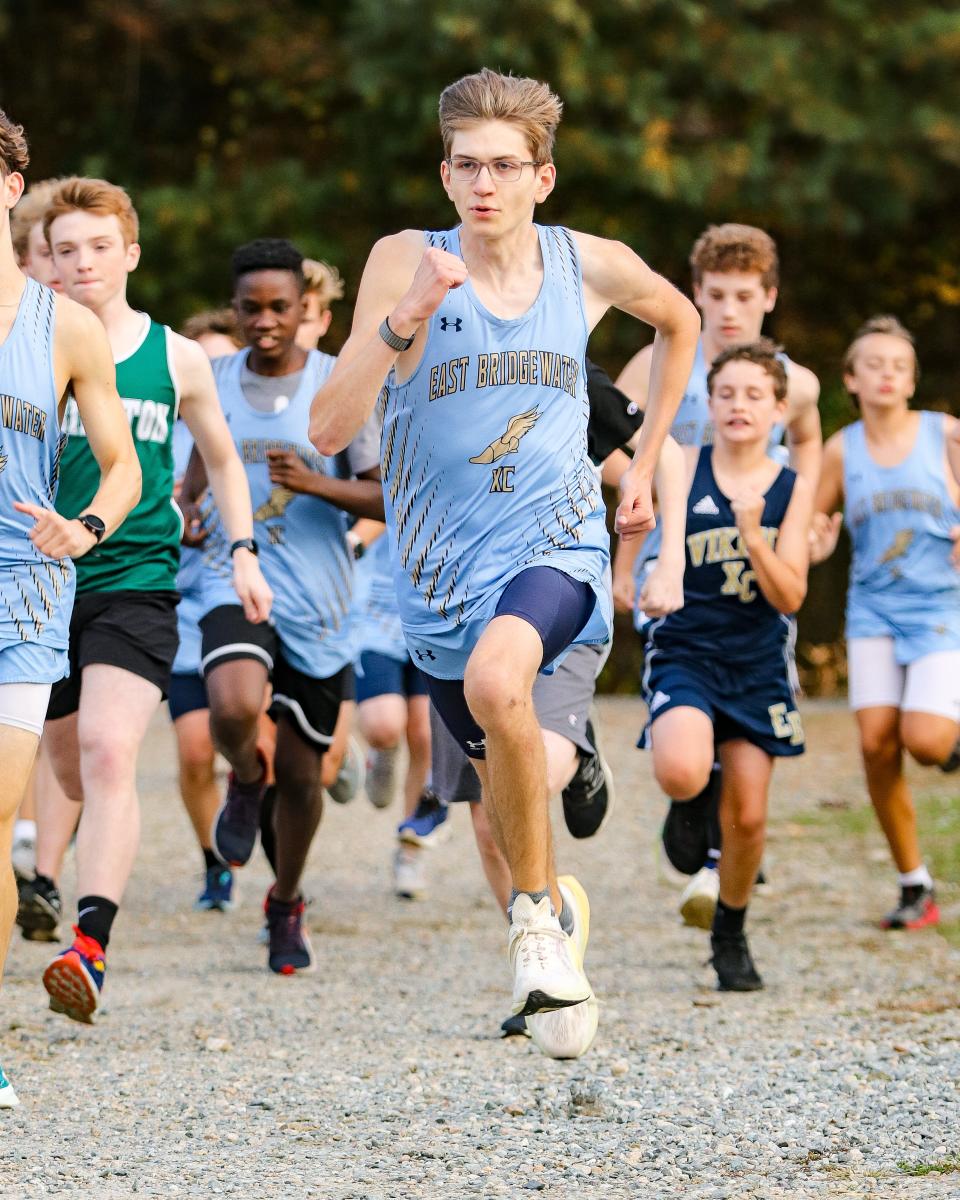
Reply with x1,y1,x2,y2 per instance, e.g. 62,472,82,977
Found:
230,537,259,557
379,317,415,353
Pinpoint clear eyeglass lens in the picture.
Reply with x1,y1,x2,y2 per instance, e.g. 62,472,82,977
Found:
451,159,524,181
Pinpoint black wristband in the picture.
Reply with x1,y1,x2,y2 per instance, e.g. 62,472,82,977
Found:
379,316,415,352
230,537,259,557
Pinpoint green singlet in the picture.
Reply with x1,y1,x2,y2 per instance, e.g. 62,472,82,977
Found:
56,316,182,593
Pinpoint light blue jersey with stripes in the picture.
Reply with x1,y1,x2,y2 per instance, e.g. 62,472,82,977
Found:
0,278,74,682
351,534,408,664
171,419,202,675
843,410,960,663
632,336,791,629
198,348,360,679
380,224,611,680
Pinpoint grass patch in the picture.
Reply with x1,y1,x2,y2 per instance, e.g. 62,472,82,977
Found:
897,1157,960,1176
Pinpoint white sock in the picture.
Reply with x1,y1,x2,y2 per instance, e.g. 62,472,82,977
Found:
13,819,36,844
898,865,933,889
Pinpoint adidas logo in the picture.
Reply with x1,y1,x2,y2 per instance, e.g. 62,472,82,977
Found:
649,690,671,712
692,494,720,516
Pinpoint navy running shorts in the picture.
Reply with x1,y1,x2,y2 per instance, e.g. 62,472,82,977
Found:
356,651,429,704
641,652,805,759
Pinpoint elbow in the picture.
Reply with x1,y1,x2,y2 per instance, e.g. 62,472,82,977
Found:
308,410,341,457
778,585,807,616
128,460,143,509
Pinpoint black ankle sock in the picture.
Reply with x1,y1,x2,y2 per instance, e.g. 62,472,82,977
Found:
203,848,219,871
77,895,118,950
712,898,747,938
33,872,57,891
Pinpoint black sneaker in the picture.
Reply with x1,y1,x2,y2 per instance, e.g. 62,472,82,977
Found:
940,739,960,773
710,932,763,992
265,889,315,975
212,750,268,867
562,720,615,839
16,874,62,942
880,884,940,930
500,1012,530,1039
662,767,720,876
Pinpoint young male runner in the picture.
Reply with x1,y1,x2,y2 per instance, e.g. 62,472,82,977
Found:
11,177,62,292
25,177,272,1024
811,316,960,928
0,114,140,1103
310,68,699,1049
643,340,812,989
613,224,822,923
192,239,383,974
297,259,345,351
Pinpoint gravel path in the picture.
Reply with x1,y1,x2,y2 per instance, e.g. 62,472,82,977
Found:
3,698,959,1198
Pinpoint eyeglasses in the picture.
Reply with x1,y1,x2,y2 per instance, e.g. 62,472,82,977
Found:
446,157,542,182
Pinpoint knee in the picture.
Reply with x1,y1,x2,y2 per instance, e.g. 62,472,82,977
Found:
463,660,531,735
653,748,710,801
76,731,136,788
208,694,261,748
859,727,900,768
361,714,404,751
724,803,766,844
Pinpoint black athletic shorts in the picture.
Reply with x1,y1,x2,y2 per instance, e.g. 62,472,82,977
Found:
168,671,209,721
199,604,348,750
47,591,180,720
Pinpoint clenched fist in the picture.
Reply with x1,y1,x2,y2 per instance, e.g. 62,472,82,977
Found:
391,248,469,336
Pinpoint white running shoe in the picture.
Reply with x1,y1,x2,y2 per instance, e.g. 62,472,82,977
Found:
527,876,598,1059
327,738,366,805
11,820,36,882
366,747,400,810
508,890,591,1018
680,865,720,930
0,1064,18,1108
393,845,427,900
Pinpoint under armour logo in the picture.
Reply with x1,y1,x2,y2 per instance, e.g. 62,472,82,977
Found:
414,648,437,662
466,738,486,753
440,317,462,332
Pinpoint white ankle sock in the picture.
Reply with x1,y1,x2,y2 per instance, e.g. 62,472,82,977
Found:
898,865,932,889
13,819,36,843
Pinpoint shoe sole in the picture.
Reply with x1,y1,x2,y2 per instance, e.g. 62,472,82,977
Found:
716,979,764,993
43,954,101,1024
211,799,258,868
16,896,62,943
193,900,235,913
397,821,452,850
0,1087,19,1108
528,994,600,1059
680,889,717,931
882,904,941,931
513,989,585,1019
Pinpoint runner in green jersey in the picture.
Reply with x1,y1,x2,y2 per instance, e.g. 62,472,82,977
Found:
27,176,271,1026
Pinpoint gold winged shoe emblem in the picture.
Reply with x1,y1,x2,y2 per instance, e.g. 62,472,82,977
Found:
469,408,540,464
254,486,297,522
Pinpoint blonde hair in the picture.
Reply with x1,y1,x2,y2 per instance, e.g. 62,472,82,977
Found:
707,337,788,402
43,176,139,246
180,307,242,346
690,224,779,290
842,316,919,406
0,109,28,177
302,258,345,309
11,178,61,261
439,68,562,163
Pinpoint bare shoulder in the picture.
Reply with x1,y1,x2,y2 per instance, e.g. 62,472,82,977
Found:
823,428,845,464
53,291,104,345
367,229,425,273
786,360,820,409
569,230,639,280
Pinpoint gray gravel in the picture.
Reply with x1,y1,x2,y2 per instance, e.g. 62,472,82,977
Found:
2,698,959,1198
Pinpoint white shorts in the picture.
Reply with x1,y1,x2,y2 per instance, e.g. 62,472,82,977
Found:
0,681,52,738
848,637,960,722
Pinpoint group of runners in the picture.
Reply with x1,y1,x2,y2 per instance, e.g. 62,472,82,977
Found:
1,66,958,1108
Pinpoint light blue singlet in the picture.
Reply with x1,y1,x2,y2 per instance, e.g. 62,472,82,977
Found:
380,224,611,680
843,410,960,663
0,278,75,684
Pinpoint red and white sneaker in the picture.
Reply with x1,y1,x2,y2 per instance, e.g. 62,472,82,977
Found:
881,885,940,930
43,927,106,1024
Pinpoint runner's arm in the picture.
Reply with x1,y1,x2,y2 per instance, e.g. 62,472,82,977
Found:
638,438,691,617
614,343,653,412
785,364,822,490
310,231,462,455
575,233,700,539
265,451,385,519
809,433,845,565
736,475,813,614
17,299,141,560
174,335,272,622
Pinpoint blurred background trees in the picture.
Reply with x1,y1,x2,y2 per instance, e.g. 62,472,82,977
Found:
3,0,958,687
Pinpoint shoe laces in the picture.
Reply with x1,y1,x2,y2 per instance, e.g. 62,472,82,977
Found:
70,926,105,963
512,920,570,973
